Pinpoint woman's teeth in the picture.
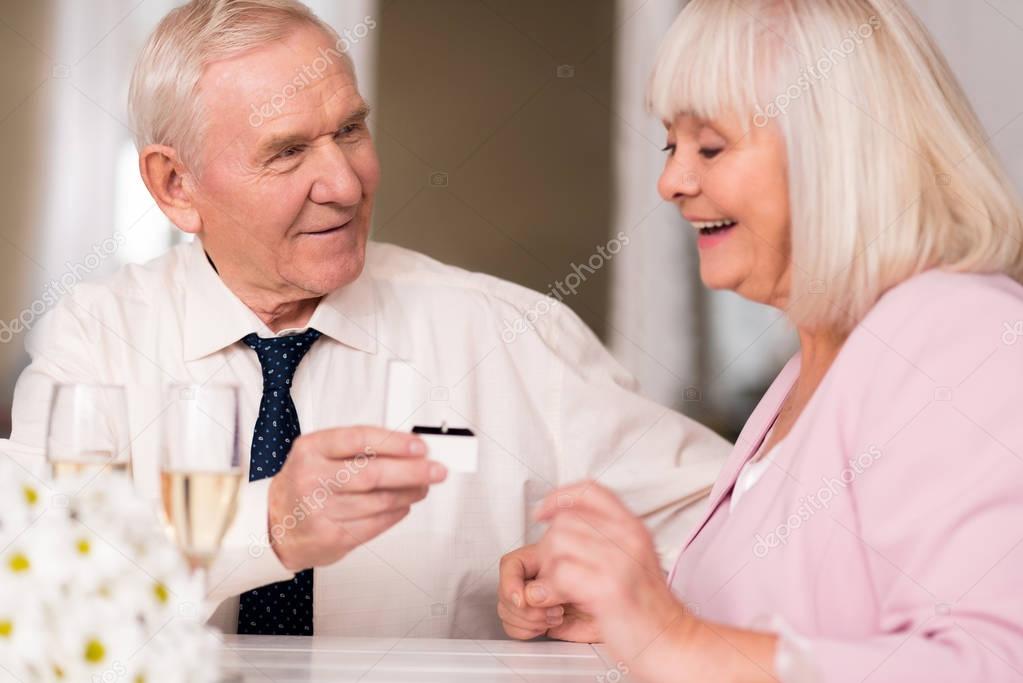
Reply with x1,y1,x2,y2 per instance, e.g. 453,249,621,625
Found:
692,219,737,234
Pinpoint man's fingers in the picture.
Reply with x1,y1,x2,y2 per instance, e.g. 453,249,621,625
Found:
300,425,428,460
328,506,412,549
323,486,429,521
320,455,447,493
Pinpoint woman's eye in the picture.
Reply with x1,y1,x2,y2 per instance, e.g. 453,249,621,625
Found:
699,147,724,160
661,143,677,156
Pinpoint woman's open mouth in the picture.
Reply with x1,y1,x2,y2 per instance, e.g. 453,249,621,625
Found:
690,219,737,248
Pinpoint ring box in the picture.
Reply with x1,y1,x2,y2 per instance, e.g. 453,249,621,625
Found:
411,424,479,474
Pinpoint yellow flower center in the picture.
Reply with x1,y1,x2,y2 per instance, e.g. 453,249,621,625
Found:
153,582,169,604
0,620,12,637
84,638,105,663
22,486,38,505
76,539,91,555
8,553,29,573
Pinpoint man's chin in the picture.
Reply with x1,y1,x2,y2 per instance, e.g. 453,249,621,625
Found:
288,226,367,292
290,256,366,296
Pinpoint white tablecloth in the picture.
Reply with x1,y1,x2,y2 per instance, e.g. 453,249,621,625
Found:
220,635,633,682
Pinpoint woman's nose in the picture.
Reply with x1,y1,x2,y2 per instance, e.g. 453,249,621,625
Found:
657,154,700,202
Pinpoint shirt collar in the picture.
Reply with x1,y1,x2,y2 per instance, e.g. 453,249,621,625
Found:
182,239,378,361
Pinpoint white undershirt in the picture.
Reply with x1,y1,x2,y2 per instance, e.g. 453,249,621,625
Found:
729,427,783,513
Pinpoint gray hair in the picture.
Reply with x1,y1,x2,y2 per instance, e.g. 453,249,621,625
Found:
128,0,351,171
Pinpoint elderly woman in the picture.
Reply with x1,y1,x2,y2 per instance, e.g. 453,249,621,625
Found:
497,0,1023,680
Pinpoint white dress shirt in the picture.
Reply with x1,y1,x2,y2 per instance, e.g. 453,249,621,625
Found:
1,238,728,638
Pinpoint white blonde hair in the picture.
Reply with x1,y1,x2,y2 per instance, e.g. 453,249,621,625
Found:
648,0,1023,333
128,0,349,172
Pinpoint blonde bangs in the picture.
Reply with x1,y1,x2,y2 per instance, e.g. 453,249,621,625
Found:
646,1,781,126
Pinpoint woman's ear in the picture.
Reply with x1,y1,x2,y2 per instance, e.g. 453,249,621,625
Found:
138,144,202,234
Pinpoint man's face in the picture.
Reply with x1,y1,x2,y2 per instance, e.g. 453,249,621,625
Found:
191,23,379,298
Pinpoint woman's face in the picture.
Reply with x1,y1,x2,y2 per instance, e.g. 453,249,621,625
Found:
658,111,792,308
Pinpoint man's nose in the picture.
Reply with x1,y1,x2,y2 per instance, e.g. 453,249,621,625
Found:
309,143,362,206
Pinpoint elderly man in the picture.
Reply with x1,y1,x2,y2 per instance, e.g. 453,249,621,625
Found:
0,0,727,638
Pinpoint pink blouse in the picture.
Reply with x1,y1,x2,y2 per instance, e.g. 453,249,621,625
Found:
668,269,1023,682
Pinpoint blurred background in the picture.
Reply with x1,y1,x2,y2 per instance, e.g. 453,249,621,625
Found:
0,0,1021,441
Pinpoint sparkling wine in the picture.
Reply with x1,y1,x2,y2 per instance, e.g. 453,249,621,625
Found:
160,469,242,569
50,452,131,479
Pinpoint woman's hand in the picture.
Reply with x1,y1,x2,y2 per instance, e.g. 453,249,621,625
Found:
532,481,696,681
497,544,602,642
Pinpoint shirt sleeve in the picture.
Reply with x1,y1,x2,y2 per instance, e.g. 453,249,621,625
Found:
205,477,295,613
0,295,295,614
534,301,730,572
1,295,99,476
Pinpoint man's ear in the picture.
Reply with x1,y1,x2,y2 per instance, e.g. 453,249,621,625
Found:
138,144,202,234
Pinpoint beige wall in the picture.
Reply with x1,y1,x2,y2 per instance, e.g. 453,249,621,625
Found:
372,0,616,339
0,0,54,434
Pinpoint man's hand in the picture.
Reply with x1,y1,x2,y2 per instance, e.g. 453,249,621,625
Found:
267,425,447,571
498,544,601,642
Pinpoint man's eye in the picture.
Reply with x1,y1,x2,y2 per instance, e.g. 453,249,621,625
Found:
699,147,724,159
335,123,362,139
275,146,303,160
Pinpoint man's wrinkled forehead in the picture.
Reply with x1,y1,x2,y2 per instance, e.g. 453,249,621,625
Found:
197,24,361,154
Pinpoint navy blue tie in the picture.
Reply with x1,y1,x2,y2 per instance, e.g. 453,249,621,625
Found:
237,328,321,636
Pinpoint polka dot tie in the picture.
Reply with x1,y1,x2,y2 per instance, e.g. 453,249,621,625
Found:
237,328,322,636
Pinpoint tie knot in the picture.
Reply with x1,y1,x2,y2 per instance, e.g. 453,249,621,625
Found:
243,328,321,388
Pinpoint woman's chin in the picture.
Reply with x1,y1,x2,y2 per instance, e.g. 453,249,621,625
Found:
697,264,744,293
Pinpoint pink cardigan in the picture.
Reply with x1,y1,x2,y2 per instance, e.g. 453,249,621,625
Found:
668,270,1023,682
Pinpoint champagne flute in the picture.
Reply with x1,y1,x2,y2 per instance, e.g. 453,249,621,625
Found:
46,384,132,479
160,385,245,681
159,384,242,576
